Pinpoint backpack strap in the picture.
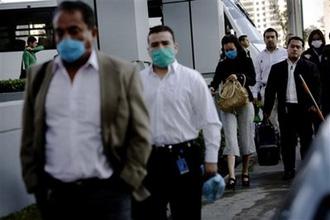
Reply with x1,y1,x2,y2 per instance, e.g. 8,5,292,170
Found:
20,58,26,79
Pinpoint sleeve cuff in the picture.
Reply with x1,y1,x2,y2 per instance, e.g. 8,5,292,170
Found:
205,147,219,163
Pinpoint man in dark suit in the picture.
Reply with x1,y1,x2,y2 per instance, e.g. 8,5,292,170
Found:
321,34,330,117
20,1,151,220
239,34,251,58
263,36,320,180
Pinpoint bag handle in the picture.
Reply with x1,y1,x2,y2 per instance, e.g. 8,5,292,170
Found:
219,74,246,99
219,80,236,99
240,74,246,87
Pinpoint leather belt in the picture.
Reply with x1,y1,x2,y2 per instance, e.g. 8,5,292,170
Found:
152,139,197,150
45,173,113,189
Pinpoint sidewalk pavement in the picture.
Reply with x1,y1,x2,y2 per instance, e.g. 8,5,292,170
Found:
202,160,292,220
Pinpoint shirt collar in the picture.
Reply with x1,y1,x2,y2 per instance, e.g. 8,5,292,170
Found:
88,50,99,70
287,58,300,66
53,49,99,73
148,59,179,76
264,47,281,53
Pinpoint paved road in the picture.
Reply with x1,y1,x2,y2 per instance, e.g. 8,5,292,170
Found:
202,161,292,220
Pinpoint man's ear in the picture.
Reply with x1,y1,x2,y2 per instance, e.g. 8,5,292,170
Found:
147,46,152,56
92,27,98,38
174,43,179,55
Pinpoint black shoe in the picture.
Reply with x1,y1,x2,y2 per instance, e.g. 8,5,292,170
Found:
226,178,236,190
282,170,295,180
242,174,250,187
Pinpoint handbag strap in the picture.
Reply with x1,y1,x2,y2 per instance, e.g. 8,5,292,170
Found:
241,74,246,87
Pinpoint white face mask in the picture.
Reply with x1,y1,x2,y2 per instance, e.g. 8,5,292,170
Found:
311,40,323,48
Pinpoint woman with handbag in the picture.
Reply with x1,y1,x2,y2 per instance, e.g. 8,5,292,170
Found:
209,34,256,190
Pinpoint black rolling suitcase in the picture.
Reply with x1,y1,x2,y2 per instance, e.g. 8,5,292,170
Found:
255,121,280,166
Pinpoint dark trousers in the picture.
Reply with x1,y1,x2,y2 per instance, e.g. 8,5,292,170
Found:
133,141,203,220
35,174,132,220
278,104,313,172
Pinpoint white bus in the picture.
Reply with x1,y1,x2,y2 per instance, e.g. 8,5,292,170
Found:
0,0,58,80
0,0,264,79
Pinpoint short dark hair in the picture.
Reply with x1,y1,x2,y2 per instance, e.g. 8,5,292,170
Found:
287,36,304,48
263,28,278,38
148,25,175,43
307,29,325,48
56,1,95,29
27,36,37,44
238,35,247,42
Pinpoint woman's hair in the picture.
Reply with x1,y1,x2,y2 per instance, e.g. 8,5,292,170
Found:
221,34,245,58
307,29,325,48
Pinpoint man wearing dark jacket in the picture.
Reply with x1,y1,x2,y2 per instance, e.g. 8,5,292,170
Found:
321,34,330,117
264,36,320,180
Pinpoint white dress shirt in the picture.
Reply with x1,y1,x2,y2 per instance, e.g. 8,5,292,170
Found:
286,59,298,103
253,47,287,99
140,61,222,163
45,50,113,182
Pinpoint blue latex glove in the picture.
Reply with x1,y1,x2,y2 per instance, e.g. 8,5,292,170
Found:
202,173,226,203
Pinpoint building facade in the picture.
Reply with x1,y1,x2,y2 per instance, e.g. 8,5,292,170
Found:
324,0,330,43
239,0,287,46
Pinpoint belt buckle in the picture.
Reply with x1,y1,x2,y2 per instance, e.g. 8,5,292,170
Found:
166,144,173,152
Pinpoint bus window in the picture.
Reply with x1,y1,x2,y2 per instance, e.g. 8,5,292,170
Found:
0,7,56,52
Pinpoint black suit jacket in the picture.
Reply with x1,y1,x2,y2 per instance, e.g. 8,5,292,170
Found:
301,47,323,72
264,58,320,117
321,45,330,116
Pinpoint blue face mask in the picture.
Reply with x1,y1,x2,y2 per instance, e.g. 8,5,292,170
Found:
150,48,175,68
57,39,85,63
225,50,237,60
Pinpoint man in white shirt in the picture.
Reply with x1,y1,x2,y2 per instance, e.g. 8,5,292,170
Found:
20,2,151,220
134,25,222,220
263,36,320,180
253,28,287,128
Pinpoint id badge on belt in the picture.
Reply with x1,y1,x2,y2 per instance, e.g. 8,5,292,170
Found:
176,150,189,175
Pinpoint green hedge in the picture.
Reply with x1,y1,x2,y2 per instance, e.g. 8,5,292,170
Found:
0,79,25,93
